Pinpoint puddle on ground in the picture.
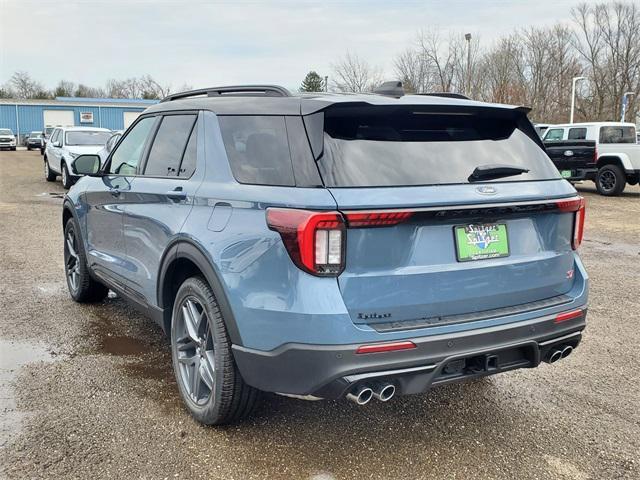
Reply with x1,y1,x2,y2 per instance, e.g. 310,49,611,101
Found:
36,192,64,200
583,237,640,256
99,335,147,356
0,339,59,448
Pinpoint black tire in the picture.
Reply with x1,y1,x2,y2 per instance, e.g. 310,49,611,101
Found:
27,146,31,151
63,219,109,303
171,276,259,425
61,162,73,189
595,164,626,196
44,158,56,181
11,147,16,151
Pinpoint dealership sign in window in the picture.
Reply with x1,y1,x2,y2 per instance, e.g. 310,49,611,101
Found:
80,112,94,123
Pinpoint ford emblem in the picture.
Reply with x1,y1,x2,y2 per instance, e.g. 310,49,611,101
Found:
476,186,497,195
564,150,574,157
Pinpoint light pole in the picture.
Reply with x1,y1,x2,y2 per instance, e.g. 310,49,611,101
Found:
620,92,635,122
465,33,472,96
570,76,586,124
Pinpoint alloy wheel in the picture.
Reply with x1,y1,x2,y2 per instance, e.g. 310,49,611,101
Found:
65,230,80,292
44,161,49,177
174,297,216,406
62,166,68,186
599,170,616,192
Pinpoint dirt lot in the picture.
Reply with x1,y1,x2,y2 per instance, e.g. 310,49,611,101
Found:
1,149,639,479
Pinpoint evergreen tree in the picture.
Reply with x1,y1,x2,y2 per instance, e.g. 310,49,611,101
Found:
300,71,325,92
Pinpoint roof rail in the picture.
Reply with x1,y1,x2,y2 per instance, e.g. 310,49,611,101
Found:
418,92,470,100
160,85,292,103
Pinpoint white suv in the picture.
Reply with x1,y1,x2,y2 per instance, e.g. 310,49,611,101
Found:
543,122,640,196
44,127,112,188
0,128,17,151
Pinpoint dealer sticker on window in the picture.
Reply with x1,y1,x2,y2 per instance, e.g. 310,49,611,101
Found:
454,223,510,262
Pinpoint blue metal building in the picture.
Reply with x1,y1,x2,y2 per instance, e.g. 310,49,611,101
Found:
0,97,158,142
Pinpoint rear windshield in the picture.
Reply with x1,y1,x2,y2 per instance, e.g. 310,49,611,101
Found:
65,131,111,146
599,126,636,144
318,106,560,187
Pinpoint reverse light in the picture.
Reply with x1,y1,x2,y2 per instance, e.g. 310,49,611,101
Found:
266,208,345,276
356,341,417,354
555,309,584,323
556,196,586,250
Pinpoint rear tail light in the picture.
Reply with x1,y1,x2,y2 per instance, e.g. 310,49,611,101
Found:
266,208,345,276
556,196,586,250
345,211,413,228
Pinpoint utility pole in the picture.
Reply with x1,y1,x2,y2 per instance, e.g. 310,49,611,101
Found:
324,76,328,92
620,92,635,122
465,33,472,96
570,76,586,124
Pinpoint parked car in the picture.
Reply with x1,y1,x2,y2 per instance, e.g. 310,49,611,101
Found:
25,131,44,150
44,126,112,188
544,139,597,182
542,122,640,195
40,127,55,155
0,128,17,150
64,85,588,425
97,131,123,166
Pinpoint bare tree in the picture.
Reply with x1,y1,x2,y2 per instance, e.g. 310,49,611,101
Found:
331,52,382,93
9,71,49,99
53,80,75,97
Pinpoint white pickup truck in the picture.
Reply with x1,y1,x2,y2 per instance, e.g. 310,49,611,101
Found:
543,122,640,196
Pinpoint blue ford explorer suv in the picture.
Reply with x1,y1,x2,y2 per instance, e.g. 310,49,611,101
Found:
63,84,588,425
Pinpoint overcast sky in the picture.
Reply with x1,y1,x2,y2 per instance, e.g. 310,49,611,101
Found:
1,0,604,92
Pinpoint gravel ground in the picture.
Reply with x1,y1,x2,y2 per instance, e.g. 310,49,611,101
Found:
0,150,639,480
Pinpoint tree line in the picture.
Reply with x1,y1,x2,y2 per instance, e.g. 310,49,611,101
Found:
0,73,190,101
306,1,639,124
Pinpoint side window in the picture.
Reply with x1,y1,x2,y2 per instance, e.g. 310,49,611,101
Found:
599,126,635,144
50,129,60,144
568,128,587,140
178,126,197,178
218,116,295,186
109,117,155,175
144,115,196,177
544,128,564,141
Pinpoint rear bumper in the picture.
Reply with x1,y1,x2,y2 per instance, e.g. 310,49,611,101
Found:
232,309,586,399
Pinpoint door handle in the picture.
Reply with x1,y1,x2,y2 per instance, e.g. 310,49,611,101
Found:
167,187,187,201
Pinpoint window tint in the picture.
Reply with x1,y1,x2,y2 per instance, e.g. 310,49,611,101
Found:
599,126,636,144
178,127,197,178
318,105,559,187
568,128,587,140
109,117,155,175
144,115,196,176
545,128,564,141
219,116,295,186
66,131,111,146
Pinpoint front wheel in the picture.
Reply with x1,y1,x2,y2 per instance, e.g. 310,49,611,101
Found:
64,219,109,302
44,159,56,181
171,276,259,425
61,162,73,189
595,164,626,196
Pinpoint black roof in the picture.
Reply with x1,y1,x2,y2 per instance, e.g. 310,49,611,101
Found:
145,85,525,116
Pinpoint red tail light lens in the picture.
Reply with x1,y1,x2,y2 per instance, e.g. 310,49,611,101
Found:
555,309,584,323
555,197,586,250
345,211,413,228
266,208,345,276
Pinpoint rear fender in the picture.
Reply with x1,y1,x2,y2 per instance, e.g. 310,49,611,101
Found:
597,153,633,171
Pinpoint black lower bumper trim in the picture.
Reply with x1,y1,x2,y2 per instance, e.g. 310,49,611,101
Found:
232,310,587,399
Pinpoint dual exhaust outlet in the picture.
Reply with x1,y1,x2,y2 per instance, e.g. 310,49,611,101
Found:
346,382,396,405
546,344,574,364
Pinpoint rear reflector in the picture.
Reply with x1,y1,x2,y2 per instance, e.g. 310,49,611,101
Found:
356,341,417,354
555,309,583,323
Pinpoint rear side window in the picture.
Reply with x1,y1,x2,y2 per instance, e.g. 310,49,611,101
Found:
599,126,636,144
545,128,564,141
144,115,196,176
568,128,587,140
318,105,560,187
218,116,294,186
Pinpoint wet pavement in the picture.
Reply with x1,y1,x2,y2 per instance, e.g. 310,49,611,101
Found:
0,150,639,479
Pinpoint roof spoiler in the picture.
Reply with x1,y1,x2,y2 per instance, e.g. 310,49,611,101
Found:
160,85,292,103
417,92,470,100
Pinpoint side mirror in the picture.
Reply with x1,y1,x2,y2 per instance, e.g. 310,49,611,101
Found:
53,141,62,148
74,154,101,176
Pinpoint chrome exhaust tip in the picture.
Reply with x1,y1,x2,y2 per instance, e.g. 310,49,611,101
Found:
372,383,396,402
547,349,563,364
346,385,373,405
561,345,573,359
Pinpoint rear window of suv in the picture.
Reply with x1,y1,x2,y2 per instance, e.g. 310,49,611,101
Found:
219,116,295,186
317,105,560,187
599,126,636,144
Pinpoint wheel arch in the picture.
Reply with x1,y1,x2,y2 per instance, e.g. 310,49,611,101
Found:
157,239,242,345
62,200,76,229
597,154,632,170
